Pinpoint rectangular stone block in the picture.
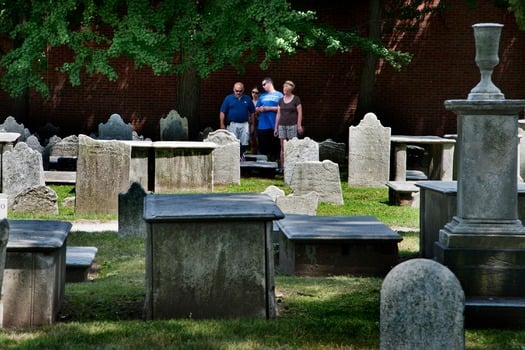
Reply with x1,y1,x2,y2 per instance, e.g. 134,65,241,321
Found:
143,193,284,320
277,214,402,276
1,220,71,328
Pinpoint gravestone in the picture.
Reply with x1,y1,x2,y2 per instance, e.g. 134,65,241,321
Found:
0,116,27,141
118,182,148,238
380,258,464,350
43,135,62,170
25,135,44,154
276,191,319,215
2,142,45,208
348,113,391,187
283,137,319,185
290,160,344,205
261,185,285,201
98,113,133,140
205,129,240,185
319,139,347,168
37,122,60,143
12,185,59,215
50,135,79,157
160,110,188,141
76,135,131,215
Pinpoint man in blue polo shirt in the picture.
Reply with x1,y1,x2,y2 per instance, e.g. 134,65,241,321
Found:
219,82,255,157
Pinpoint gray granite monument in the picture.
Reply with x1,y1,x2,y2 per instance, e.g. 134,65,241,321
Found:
434,23,525,328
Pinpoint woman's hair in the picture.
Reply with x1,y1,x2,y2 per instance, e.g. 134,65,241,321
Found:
284,80,295,90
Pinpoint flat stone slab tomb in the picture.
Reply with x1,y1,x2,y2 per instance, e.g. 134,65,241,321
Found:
66,246,98,282
276,214,403,276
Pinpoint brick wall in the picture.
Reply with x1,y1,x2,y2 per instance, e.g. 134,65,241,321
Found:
0,1,523,142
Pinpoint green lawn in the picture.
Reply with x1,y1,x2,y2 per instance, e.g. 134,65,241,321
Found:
1,180,524,349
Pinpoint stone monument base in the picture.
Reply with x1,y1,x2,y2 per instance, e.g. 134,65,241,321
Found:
435,240,525,328
465,297,525,329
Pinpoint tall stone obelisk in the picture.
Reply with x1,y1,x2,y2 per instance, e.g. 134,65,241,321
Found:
435,23,525,328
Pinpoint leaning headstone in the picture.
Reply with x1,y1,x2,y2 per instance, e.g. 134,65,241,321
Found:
283,137,319,185
205,129,240,185
290,160,344,205
76,135,131,215
348,113,391,187
43,135,61,170
2,142,45,207
98,113,133,140
11,185,58,215
380,258,464,350
118,182,148,238
160,110,188,141
276,191,319,215
261,185,285,202
319,139,347,168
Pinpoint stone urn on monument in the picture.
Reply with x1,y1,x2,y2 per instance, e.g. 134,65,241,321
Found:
435,23,525,328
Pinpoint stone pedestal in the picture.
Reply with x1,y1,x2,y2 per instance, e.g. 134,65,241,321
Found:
436,100,525,327
1,220,71,328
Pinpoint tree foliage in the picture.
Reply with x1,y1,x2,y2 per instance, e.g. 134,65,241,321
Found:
0,0,412,99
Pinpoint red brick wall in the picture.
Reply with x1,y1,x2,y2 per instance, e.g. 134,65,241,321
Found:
0,1,523,142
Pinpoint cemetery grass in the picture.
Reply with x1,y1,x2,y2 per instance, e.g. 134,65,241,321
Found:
1,181,524,349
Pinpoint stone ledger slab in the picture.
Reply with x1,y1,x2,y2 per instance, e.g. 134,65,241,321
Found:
276,214,402,276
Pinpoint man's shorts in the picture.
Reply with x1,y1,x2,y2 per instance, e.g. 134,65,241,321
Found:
227,121,249,146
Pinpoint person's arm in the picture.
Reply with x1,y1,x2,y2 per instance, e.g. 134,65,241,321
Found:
274,106,281,137
219,111,226,129
296,103,303,135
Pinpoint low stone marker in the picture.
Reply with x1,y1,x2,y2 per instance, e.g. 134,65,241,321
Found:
380,258,464,350
118,182,148,238
11,185,59,215
3,142,45,208
283,137,319,185
290,160,344,205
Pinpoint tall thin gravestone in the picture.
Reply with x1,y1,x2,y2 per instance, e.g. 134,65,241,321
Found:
380,259,464,349
435,23,525,327
348,113,391,187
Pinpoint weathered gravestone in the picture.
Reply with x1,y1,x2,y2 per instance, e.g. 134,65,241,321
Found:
118,182,148,238
283,137,319,185
0,116,28,142
76,135,131,215
12,185,59,215
261,185,285,202
98,113,133,140
290,160,344,205
348,112,391,187
50,135,79,158
275,191,319,216
25,135,44,154
205,129,240,185
2,142,45,208
160,110,188,141
380,258,464,350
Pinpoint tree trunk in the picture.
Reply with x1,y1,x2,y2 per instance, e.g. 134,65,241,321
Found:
175,66,201,140
354,0,382,124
